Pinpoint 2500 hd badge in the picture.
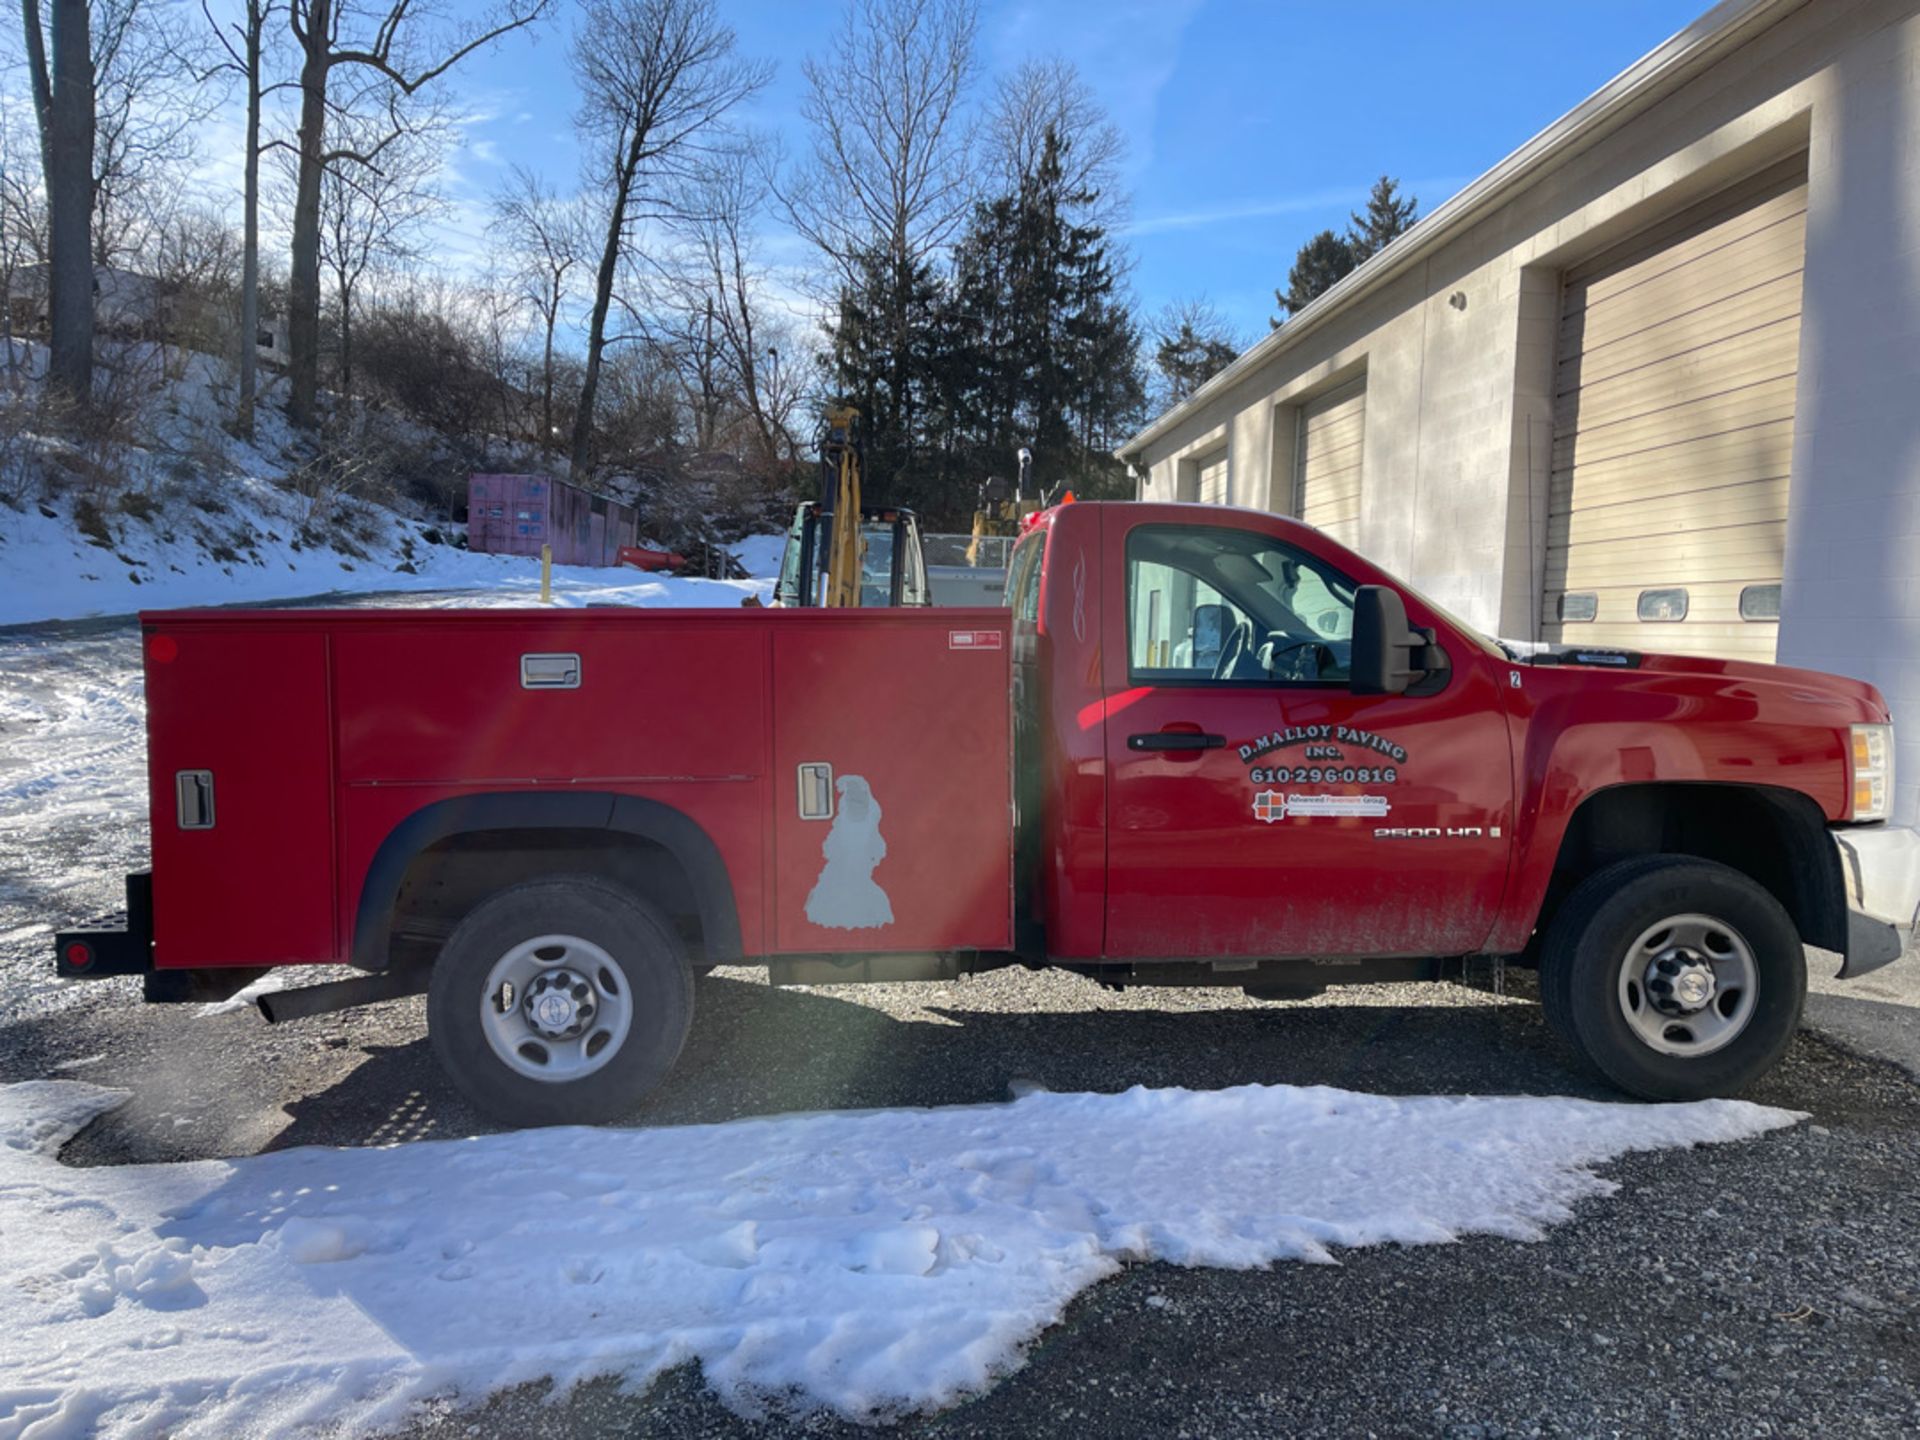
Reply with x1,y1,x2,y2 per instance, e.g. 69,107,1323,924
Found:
1374,825,1503,840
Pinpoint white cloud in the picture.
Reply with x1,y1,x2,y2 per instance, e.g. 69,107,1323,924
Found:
1126,173,1474,238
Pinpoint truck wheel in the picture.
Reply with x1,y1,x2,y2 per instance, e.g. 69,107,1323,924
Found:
427,875,693,1128
1540,856,1805,1100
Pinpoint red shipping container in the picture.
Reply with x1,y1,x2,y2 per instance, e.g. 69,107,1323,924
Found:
466,474,633,567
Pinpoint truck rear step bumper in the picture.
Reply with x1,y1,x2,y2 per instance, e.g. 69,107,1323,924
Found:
53,872,152,979
53,873,265,1004
1833,827,1920,979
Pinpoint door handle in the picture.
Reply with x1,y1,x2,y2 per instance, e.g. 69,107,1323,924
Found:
1128,732,1226,752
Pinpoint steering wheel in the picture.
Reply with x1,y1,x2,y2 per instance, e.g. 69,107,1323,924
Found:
1259,637,1323,682
1213,617,1257,680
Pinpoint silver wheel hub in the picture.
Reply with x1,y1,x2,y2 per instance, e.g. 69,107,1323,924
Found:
480,935,633,1084
523,967,595,1038
1616,913,1759,1058
1647,952,1718,1014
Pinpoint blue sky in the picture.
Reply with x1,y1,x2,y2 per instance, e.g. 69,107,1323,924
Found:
259,0,1713,341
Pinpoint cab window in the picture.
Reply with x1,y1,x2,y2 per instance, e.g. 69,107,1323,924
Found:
1126,524,1356,684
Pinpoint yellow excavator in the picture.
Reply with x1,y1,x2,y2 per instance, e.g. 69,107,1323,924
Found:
967,445,1042,564
819,405,865,607
770,405,932,608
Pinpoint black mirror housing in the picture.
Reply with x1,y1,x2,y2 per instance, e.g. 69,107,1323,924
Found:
1351,585,1423,695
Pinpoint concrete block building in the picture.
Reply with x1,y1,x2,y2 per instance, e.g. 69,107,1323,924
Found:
1117,0,1920,822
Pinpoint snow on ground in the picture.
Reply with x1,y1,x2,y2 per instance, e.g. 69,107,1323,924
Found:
0,479,779,627
0,1079,1797,1437
729,530,787,582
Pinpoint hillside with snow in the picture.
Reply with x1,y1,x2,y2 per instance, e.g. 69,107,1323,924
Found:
0,345,784,629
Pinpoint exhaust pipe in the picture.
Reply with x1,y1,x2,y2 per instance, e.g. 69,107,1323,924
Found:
257,969,431,1024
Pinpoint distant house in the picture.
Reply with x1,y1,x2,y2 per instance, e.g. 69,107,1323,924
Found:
254,313,289,367
5,264,284,365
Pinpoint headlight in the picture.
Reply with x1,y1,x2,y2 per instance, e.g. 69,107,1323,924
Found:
1850,723,1894,822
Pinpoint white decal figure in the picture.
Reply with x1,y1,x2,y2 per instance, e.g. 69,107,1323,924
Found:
805,775,895,929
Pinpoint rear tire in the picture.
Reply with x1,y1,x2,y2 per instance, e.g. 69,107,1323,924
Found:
1540,856,1804,1100
428,875,694,1127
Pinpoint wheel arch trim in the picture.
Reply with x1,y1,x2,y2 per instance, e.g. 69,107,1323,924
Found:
351,790,744,970
1509,780,1848,958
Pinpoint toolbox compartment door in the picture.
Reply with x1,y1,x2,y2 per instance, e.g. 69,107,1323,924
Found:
144,625,337,967
772,614,1012,954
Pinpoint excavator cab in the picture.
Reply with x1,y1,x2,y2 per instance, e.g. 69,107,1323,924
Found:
770,404,932,608
773,504,931,608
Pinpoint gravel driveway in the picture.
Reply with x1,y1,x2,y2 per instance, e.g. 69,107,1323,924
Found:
3,963,1916,1439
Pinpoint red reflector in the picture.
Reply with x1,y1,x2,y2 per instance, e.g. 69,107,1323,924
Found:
64,942,91,969
148,635,178,663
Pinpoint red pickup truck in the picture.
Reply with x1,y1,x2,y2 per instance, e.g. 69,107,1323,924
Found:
55,501,1919,1125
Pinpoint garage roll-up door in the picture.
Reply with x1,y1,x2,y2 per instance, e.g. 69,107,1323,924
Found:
1197,450,1228,505
1295,376,1365,546
1543,159,1806,660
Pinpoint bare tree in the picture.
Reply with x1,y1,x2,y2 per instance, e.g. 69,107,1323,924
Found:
298,97,448,398
204,0,280,439
0,108,46,380
19,0,93,401
780,0,976,465
492,164,582,451
1150,297,1240,409
145,203,242,379
282,0,550,429
984,57,1126,227
568,0,769,477
782,0,978,283
664,145,793,464
89,0,221,268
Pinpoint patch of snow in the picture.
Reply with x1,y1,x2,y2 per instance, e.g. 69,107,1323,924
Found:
195,971,300,1018
0,1079,1799,1436
729,531,787,580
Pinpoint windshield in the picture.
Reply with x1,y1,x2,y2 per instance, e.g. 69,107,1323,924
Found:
860,523,895,606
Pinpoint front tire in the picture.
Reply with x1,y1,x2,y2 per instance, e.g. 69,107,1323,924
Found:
1540,856,1805,1100
428,875,694,1127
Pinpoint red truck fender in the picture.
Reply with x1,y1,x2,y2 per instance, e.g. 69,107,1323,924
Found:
349,791,744,971
1494,779,1851,962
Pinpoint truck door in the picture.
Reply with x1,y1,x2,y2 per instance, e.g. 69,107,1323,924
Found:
1101,517,1513,960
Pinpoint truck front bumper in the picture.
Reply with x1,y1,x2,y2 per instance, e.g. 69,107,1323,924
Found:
1832,827,1920,979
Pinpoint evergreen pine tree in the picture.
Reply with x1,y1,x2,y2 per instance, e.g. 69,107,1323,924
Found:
1268,175,1420,328
1272,229,1358,325
1348,174,1419,261
823,244,948,510
939,125,1143,509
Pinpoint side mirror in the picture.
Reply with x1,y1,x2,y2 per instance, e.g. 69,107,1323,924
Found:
1350,585,1423,695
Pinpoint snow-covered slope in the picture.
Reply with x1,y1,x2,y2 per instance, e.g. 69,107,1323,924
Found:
0,1079,1797,1437
0,342,786,627
0,482,775,627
